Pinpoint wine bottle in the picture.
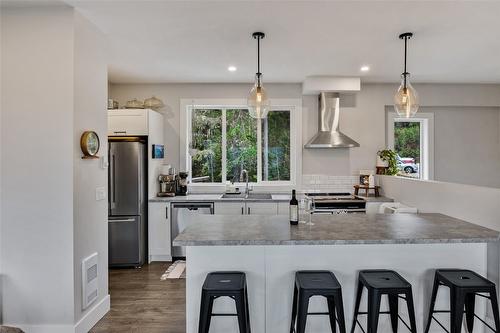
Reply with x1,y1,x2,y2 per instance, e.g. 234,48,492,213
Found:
290,189,299,225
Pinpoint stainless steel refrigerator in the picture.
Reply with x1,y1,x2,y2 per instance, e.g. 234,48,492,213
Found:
108,138,147,267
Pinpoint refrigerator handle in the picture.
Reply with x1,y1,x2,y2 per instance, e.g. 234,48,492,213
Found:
111,154,116,205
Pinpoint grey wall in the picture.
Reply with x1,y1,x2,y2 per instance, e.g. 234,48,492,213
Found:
433,106,500,187
109,82,500,188
1,5,109,330
73,11,109,324
1,6,76,328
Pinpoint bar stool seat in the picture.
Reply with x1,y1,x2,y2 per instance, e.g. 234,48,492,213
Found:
424,269,500,333
290,270,346,333
198,271,251,333
351,269,417,333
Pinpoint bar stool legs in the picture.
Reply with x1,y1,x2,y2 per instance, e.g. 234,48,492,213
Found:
198,272,251,333
290,271,346,333
424,269,500,333
350,270,417,333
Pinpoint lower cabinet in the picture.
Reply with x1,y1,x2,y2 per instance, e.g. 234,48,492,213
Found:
214,202,245,215
277,202,290,216
215,201,280,215
148,202,172,263
246,202,278,215
366,202,383,215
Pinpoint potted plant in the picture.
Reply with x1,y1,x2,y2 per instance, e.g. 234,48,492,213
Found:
377,149,399,175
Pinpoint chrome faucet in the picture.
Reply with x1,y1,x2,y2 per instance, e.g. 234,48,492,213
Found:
240,169,252,196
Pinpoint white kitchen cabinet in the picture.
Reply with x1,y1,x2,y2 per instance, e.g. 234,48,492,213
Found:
108,109,149,136
277,202,290,216
214,202,245,215
215,201,279,215
366,202,383,215
246,202,278,215
148,202,172,262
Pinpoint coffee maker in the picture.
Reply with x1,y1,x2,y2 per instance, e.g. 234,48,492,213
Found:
158,174,176,197
176,172,188,196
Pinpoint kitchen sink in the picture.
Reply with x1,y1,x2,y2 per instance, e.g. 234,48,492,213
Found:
221,193,246,199
246,193,273,200
220,193,273,200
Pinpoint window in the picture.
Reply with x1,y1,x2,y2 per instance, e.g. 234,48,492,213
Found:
262,111,290,181
185,102,297,185
387,110,434,180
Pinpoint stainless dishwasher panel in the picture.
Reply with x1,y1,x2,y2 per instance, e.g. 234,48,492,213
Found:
171,202,214,257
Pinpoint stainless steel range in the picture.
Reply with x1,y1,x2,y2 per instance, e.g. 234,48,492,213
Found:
305,192,366,214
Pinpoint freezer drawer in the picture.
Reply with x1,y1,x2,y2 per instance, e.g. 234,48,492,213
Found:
108,216,143,266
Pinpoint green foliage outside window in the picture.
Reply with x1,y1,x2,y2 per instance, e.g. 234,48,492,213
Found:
190,108,291,183
226,109,257,182
191,109,222,182
394,122,420,163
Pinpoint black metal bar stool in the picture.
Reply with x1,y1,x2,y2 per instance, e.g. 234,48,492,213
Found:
424,269,500,333
290,270,346,333
198,271,251,333
350,269,417,333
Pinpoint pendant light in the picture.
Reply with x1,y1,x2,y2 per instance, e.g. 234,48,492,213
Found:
247,32,270,119
394,32,419,118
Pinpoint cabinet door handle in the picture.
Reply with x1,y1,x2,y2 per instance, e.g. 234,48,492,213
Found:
241,207,244,215
165,207,168,219
114,130,127,134
248,207,251,214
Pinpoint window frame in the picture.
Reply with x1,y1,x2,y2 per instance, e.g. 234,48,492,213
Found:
180,98,302,188
386,110,434,180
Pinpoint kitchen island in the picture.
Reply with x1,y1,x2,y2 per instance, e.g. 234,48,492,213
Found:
173,213,499,333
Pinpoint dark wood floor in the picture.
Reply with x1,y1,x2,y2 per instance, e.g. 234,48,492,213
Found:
90,262,186,333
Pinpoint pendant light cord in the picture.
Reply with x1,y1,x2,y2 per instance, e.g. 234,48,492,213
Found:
403,36,409,89
256,36,262,86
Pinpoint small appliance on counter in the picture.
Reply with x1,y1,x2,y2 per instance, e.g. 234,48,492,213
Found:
176,171,189,196
158,174,177,197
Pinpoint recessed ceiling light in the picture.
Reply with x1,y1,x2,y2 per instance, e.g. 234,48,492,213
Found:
360,65,370,72
228,66,237,72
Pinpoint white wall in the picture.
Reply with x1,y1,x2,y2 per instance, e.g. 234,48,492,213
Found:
378,175,500,296
73,12,109,325
1,6,76,329
1,5,109,332
432,106,500,187
110,82,500,187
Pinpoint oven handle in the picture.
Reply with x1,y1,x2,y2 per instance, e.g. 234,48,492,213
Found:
313,209,366,214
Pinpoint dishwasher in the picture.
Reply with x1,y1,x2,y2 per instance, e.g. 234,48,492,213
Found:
171,202,214,258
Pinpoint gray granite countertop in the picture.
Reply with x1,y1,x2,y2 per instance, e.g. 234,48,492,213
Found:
149,193,291,202
149,194,393,203
173,213,499,246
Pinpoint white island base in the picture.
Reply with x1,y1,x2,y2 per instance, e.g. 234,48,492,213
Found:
186,243,491,333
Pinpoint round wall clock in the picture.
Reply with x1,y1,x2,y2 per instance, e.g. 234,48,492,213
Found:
80,131,100,159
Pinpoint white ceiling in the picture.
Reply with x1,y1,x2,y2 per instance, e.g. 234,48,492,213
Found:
65,0,500,84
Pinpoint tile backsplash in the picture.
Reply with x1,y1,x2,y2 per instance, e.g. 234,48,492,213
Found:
302,175,359,193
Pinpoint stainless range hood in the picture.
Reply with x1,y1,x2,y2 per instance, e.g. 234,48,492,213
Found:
304,92,360,149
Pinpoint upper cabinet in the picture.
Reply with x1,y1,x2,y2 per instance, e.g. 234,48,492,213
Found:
108,109,153,136
108,108,164,198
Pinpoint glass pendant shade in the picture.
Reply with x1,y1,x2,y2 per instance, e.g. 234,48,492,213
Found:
394,74,419,118
247,74,270,119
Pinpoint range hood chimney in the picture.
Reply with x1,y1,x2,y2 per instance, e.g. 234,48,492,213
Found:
304,92,360,149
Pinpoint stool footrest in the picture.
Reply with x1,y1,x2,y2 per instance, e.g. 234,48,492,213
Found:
306,312,330,315
210,313,237,317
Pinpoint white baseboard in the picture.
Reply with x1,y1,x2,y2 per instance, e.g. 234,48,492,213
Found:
74,294,110,333
6,324,74,333
149,254,172,262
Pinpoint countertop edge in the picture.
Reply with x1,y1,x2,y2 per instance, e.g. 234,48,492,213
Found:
173,237,500,247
